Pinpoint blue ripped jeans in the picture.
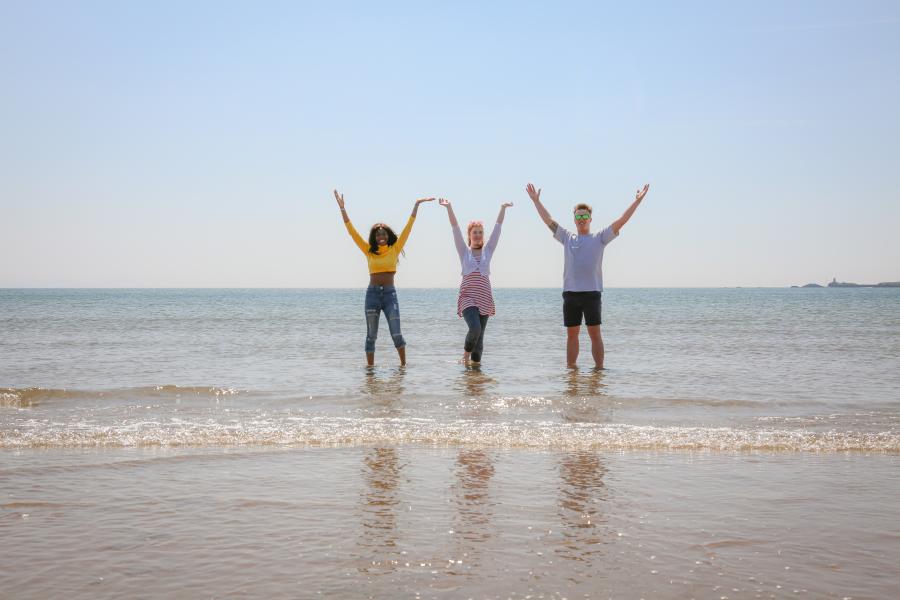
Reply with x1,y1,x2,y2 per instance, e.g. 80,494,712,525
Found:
365,285,406,353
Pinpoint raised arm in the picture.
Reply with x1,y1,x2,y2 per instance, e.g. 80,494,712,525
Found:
439,198,466,257
438,198,459,227
486,202,513,252
526,183,557,234
611,184,650,235
335,189,368,253
496,202,512,225
396,197,435,251
410,196,435,219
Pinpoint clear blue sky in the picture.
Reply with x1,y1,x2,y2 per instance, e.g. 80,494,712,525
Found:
3,0,899,287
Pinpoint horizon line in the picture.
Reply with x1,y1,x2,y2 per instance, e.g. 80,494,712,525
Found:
2,285,889,291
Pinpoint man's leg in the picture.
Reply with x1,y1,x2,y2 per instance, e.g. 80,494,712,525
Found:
583,291,604,368
562,291,584,368
586,325,604,369
566,325,580,368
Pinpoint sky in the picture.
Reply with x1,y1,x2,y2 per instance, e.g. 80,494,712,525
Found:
2,0,899,288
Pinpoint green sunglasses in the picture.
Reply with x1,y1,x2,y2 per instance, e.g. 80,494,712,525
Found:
574,213,591,221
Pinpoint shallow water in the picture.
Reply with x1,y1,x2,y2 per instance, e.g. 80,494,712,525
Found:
2,288,899,451
1,288,899,597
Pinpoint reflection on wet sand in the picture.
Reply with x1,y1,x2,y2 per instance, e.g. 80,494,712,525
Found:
361,368,406,416
556,451,609,565
561,369,612,423
455,366,497,398
448,449,496,576
563,368,607,398
357,447,404,575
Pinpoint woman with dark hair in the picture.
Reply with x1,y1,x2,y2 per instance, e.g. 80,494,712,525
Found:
335,189,433,366
438,197,512,364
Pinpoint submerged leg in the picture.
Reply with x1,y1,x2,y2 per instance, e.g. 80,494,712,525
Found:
586,324,604,369
365,291,381,366
471,314,489,363
462,307,483,362
384,288,407,365
566,325,580,368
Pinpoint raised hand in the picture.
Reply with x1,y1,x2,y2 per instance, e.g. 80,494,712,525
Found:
333,189,345,209
411,196,434,218
636,184,649,202
612,184,650,235
496,201,514,225
439,198,458,226
526,183,555,231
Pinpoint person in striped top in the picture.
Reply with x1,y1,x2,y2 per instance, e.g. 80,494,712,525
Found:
439,198,513,364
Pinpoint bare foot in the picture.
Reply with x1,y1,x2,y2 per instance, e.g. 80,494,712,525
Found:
461,351,471,364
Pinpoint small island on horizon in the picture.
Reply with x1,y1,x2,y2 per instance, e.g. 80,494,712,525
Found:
792,278,900,288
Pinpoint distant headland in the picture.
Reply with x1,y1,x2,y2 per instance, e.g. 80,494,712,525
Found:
792,278,900,288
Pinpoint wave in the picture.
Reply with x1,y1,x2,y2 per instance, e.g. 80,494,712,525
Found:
0,386,842,410
2,417,897,452
0,386,242,407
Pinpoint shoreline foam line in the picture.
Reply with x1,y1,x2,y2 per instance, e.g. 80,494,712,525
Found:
2,417,897,453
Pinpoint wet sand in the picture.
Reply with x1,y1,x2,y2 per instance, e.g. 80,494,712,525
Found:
2,446,897,599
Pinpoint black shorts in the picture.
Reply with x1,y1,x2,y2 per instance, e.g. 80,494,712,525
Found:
562,291,602,327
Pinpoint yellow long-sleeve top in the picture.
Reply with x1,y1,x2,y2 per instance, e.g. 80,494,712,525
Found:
345,216,416,274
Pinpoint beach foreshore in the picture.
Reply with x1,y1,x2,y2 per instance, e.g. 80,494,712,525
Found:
2,445,897,599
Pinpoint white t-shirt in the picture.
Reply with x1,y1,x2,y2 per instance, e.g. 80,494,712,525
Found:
553,224,618,292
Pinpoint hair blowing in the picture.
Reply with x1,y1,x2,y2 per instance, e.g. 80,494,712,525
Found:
368,224,401,255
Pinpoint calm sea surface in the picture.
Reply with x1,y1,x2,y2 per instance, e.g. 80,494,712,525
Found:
2,288,898,598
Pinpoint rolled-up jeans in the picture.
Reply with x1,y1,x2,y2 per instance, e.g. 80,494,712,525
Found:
365,285,406,353
462,306,489,362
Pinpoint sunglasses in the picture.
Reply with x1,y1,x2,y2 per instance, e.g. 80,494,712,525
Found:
574,214,591,221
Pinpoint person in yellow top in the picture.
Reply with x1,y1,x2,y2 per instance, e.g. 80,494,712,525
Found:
334,189,434,366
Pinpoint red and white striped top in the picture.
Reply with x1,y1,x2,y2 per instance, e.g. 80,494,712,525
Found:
457,258,495,317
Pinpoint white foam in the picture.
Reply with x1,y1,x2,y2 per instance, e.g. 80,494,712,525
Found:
2,417,897,452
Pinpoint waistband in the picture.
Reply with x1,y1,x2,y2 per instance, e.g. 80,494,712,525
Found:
366,284,397,291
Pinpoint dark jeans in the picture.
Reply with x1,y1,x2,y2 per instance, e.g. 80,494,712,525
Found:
364,285,405,353
462,306,489,362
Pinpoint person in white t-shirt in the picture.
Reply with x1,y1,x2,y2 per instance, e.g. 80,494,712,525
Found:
526,182,650,369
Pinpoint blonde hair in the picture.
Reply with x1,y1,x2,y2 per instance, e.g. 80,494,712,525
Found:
466,220,484,247
573,203,592,214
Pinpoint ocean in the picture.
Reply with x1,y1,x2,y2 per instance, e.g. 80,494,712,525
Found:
2,288,898,598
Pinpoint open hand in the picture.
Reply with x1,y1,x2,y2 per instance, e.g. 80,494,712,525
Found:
526,183,541,202
438,198,451,207
636,184,649,202
415,197,435,205
333,189,345,209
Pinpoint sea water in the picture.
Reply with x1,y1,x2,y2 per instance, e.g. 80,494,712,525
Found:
1,288,898,598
